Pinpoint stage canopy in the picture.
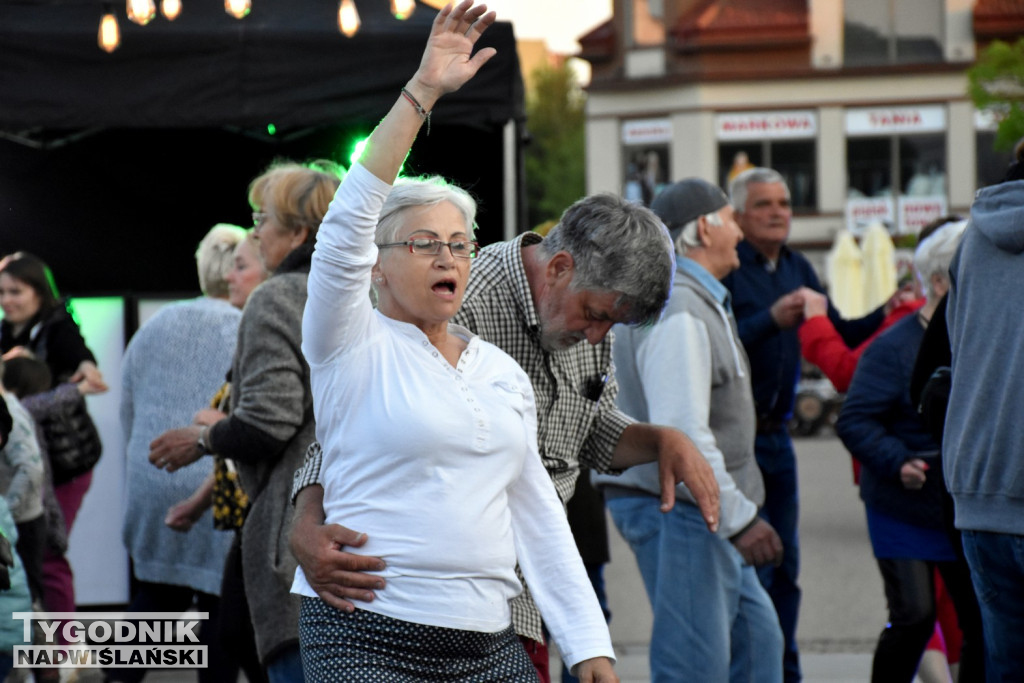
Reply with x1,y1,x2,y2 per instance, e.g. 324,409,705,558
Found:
0,1,526,295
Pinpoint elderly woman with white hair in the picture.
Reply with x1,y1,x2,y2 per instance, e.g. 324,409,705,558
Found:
114,223,248,683
292,2,616,681
836,219,983,683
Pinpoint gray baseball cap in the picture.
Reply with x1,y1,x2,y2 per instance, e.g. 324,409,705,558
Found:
650,178,729,239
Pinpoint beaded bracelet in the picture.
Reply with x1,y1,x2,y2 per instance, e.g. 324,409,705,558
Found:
400,87,432,135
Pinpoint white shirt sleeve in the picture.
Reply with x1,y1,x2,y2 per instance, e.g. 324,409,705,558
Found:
634,310,758,539
507,381,615,672
302,163,393,367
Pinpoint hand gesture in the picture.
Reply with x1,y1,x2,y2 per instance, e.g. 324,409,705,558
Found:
770,289,806,329
731,517,784,567
408,0,497,103
800,287,828,320
290,486,388,612
149,425,204,472
70,361,109,393
656,429,720,532
165,498,205,532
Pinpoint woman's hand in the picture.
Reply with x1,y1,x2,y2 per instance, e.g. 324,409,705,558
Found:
574,657,618,683
1,346,31,361
70,361,108,393
900,458,929,490
165,497,206,532
406,0,497,106
801,287,828,320
165,474,215,531
193,408,226,426
149,426,205,473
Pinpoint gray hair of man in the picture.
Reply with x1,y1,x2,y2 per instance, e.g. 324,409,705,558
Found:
195,223,246,298
728,167,791,214
674,210,725,257
538,194,674,326
913,218,968,306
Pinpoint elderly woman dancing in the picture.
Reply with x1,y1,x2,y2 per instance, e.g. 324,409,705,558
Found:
292,2,617,682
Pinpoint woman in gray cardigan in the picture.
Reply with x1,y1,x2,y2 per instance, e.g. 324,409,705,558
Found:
149,160,343,682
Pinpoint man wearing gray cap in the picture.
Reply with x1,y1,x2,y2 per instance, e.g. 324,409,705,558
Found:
594,178,784,683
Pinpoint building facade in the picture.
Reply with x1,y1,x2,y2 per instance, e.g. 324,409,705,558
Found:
579,0,1023,244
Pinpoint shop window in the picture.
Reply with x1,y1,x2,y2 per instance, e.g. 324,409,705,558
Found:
846,133,946,234
846,134,944,198
718,141,816,212
623,145,669,206
844,0,943,66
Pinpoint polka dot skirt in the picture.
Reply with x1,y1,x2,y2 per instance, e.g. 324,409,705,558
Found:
299,597,540,682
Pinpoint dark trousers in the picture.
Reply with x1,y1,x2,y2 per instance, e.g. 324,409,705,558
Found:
754,430,802,683
103,579,239,683
872,556,984,683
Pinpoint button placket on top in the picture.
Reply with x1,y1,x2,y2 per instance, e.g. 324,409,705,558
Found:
424,337,490,451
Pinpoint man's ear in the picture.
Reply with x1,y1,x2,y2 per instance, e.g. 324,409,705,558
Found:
545,251,575,286
697,216,714,248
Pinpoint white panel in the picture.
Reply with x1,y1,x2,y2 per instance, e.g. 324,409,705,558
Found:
65,297,130,605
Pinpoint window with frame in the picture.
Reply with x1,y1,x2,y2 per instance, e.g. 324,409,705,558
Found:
627,0,665,47
844,0,943,67
846,134,945,199
718,141,817,213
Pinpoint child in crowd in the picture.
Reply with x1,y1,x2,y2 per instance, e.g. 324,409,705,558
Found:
0,360,46,603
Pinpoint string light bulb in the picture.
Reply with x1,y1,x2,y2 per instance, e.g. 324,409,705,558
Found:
98,5,121,53
127,0,156,25
161,0,182,21
224,0,251,19
338,0,360,37
391,0,415,20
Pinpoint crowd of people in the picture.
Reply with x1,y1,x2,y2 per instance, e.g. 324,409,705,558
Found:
1,2,1022,682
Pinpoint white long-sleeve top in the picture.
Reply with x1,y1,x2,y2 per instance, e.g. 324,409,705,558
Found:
293,163,614,670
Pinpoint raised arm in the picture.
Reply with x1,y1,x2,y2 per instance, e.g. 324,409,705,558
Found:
359,0,496,185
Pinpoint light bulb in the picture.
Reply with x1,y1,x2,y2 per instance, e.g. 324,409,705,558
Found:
225,0,251,19
338,0,360,37
161,0,181,21
98,9,120,53
391,0,415,20
127,0,156,25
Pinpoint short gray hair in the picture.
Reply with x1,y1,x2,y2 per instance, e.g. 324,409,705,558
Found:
729,167,790,213
375,176,477,245
914,219,968,304
674,210,723,256
538,194,674,326
196,223,246,297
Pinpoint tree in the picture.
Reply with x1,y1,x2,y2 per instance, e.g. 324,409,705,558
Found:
968,38,1024,152
524,61,586,229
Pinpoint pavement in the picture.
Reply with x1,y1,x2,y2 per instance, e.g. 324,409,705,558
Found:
52,435,940,683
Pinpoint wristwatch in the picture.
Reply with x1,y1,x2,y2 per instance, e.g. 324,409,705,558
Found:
197,425,212,454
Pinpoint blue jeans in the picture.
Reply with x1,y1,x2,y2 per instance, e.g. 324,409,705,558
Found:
266,643,304,683
961,529,1024,683
754,430,801,683
607,493,783,683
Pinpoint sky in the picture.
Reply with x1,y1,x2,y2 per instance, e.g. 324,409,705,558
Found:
425,0,613,55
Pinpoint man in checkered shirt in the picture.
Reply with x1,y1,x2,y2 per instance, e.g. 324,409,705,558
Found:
290,193,721,682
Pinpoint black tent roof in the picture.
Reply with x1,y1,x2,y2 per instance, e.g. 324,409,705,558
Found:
0,1,526,295
0,0,524,136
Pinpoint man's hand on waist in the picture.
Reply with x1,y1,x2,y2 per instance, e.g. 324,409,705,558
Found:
290,485,387,612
